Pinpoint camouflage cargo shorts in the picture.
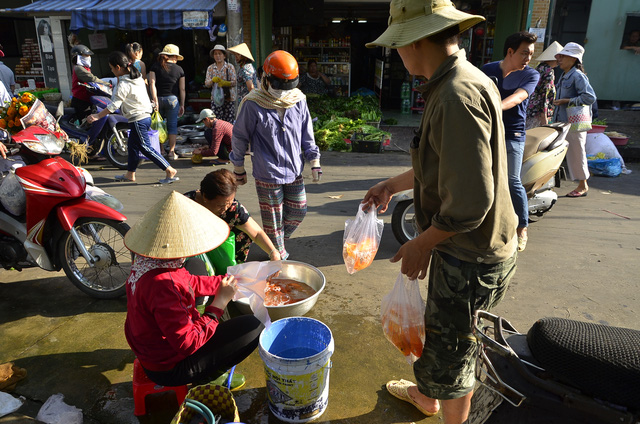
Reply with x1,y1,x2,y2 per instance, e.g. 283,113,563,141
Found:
413,249,517,400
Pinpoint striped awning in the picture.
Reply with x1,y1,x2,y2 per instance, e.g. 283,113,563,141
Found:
8,0,222,30
70,0,222,30
9,0,101,12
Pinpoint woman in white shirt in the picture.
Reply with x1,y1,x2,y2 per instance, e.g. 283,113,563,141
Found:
87,51,178,184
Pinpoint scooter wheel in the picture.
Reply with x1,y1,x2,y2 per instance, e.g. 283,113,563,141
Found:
391,200,418,245
57,218,132,299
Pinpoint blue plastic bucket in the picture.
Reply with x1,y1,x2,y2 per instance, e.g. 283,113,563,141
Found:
259,317,334,423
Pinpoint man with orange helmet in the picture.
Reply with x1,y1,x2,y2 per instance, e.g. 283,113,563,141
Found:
229,50,321,260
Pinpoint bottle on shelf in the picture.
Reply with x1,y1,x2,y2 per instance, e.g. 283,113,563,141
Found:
401,99,411,114
401,82,411,99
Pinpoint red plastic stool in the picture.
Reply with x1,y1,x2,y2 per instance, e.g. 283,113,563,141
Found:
132,358,189,416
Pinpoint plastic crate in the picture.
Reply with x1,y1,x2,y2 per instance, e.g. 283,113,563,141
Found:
350,133,383,153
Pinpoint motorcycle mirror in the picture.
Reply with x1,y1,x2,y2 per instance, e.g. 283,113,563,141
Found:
0,128,9,142
56,101,64,120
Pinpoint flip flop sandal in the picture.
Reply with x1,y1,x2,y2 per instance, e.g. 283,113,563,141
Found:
114,174,135,183
211,159,230,166
386,379,439,417
566,190,588,198
158,177,180,184
517,236,528,252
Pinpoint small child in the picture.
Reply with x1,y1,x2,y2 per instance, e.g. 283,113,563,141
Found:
87,51,178,184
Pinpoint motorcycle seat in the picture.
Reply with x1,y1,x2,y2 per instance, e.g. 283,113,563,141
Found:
527,317,640,411
523,126,560,161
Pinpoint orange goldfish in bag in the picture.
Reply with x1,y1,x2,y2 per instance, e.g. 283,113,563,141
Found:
343,237,378,273
381,272,426,363
343,204,383,274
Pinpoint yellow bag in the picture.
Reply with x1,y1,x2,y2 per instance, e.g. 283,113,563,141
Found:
170,384,240,424
151,110,168,144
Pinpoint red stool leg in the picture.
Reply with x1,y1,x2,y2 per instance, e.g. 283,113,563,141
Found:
132,358,189,416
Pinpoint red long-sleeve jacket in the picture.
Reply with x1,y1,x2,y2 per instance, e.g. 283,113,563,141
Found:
124,267,225,371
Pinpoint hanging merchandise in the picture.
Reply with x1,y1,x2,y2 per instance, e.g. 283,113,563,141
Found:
208,25,218,42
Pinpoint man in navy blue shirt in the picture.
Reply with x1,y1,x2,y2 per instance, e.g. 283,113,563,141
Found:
482,31,539,252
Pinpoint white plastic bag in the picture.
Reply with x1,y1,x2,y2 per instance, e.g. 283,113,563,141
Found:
381,272,426,364
212,84,225,107
342,203,383,274
228,261,282,327
0,170,26,216
586,133,631,174
0,392,24,418
36,393,83,424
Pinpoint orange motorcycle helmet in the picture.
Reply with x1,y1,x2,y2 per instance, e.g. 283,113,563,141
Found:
263,50,299,90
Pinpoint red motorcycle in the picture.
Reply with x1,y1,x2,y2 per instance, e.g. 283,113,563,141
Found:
0,126,132,299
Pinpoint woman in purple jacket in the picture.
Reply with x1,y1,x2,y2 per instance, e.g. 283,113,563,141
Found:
229,51,321,260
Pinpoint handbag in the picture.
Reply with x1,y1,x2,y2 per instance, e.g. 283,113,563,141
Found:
171,384,240,424
566,102,592,132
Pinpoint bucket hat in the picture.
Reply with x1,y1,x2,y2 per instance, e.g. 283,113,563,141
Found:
366,0,485,48
210,44,227,58
555,42,584,63
196,109,216,123
124,191,230,259
536,41,563,62
228,43,254,62
158,44,184,61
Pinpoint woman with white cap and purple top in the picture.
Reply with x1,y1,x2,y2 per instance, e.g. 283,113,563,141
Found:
552,42,596,198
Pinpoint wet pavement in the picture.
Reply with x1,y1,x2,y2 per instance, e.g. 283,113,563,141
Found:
1,119,640,424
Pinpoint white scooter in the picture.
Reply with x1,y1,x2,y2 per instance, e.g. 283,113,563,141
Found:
391,123,570,244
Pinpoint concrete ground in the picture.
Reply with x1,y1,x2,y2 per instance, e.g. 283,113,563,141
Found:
1,113,639,424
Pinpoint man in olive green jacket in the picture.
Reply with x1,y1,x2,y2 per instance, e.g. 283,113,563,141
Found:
363,1,518,423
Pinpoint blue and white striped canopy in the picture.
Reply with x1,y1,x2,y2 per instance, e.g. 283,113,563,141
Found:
11,0,222,30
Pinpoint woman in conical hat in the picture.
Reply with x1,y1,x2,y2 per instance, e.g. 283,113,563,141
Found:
228,43,258,105
123,191,264,386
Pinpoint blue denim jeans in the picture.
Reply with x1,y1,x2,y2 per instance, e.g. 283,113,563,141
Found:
505,134,528,228
158,95,179,135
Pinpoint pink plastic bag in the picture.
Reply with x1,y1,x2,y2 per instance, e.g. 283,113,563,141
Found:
381,272,426,363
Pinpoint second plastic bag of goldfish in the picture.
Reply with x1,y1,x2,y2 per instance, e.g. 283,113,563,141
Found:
342,203,383,274
381,272,426,363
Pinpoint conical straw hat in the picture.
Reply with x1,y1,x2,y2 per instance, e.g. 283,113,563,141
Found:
536,41,563,62
124,191,230,259
228,43,254,62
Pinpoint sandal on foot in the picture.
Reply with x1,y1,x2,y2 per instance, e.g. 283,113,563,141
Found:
158,176,180,184
386,379,439,416
211,159,230,166
114,174,135,183
517,236,528,252
566,190,587,198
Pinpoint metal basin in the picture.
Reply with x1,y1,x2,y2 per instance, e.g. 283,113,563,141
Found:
233,260,326,321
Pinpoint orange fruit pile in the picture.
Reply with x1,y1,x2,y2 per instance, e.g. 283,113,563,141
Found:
0,92,36,133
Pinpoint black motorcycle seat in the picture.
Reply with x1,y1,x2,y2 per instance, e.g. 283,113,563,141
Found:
523,126,559,161
527,317,640,410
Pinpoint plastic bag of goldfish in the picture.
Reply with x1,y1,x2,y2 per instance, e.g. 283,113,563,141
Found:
342,203,383,274
381,272,426,363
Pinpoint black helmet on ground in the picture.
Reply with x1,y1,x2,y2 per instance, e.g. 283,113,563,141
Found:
71,44,93,57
